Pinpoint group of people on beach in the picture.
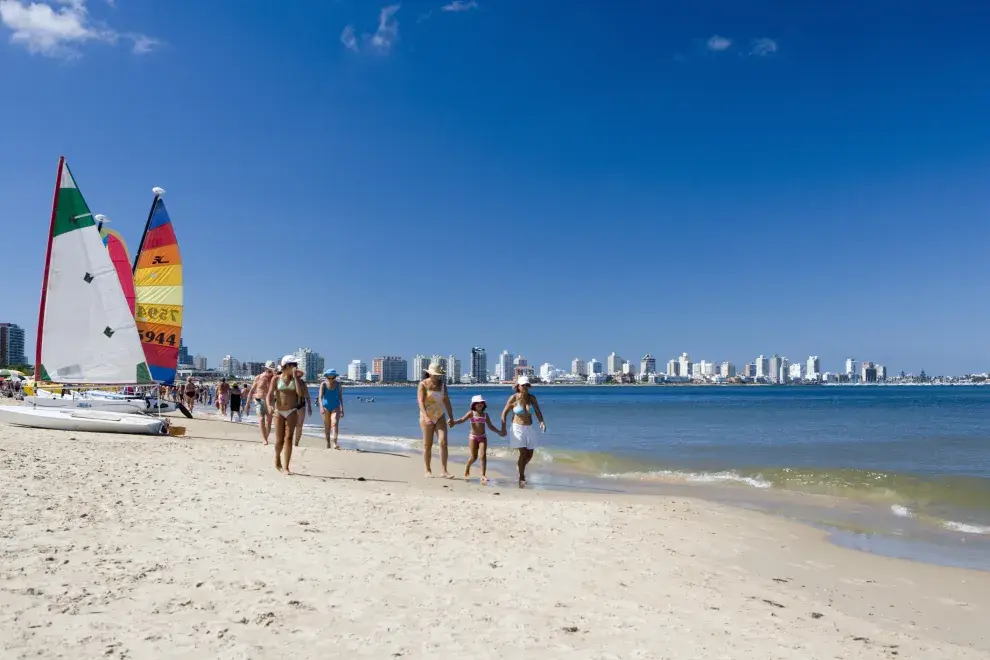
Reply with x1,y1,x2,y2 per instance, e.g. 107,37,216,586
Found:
181,356,546,486
417,363,546,487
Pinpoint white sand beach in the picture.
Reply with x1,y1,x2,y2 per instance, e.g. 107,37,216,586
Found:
1,414,988,659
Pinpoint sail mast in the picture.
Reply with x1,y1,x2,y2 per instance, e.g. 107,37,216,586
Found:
132,188,163,275
34,156,65,381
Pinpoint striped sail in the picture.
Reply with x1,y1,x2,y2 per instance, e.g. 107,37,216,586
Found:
99,228,136,315
133,197,182,385
36,158,153,384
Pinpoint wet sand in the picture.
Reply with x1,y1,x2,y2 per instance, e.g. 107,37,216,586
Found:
1,414,988,658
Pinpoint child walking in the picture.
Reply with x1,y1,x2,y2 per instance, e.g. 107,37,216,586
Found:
452,395,505,483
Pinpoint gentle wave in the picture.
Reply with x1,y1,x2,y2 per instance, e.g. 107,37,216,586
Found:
599,469,772,489
890,504,914,518
942,521,990,535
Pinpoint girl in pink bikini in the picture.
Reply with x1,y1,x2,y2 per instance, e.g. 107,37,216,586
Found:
452,395,505,483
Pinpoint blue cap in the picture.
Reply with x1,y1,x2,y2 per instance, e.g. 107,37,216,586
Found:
324,369,338,377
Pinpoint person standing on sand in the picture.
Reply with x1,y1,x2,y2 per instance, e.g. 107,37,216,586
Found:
500,376,546,488
451,394,505,483
183,376,197,412
246,361,276,445
293,368,313,447
318,369,344,449
267,355,307,475
217,378,231,416
418,363,455,478
229,383,242,422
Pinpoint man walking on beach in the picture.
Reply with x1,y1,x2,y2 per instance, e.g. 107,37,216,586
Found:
247,361,276,445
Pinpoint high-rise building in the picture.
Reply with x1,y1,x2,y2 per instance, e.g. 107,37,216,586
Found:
219,354,238,375
348,359,368,381
297,348,325,382
768,354,782,384
431,355,448,377
539,363,555,381
373,356,408,383
691,362,702,378
755,355,769,379
876,365,887,381
470,347,488,383
412,355,432,378
587,359,603,375
177,339,191,367
571,358,586,376
806,356,820,380
447,356,461,384
496,350,514,382
678,353,691,379
0,323,26,366
244,361,265,376
744,363,756,378
789,362,804,381
862,361,877,383
666,359,679,377
845,358,857,376
640,354,656,376
722,361,736,378
700,360,715,377
193,355,207,370
606,352,625,375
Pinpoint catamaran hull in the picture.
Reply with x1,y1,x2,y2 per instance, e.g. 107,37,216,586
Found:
24,395,174,414
0,406,165,435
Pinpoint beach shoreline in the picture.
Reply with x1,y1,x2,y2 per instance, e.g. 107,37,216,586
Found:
2,413,989,658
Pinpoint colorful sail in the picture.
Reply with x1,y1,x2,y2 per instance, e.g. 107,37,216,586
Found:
132,195,182,385
99,228,136,315
35,158,153,384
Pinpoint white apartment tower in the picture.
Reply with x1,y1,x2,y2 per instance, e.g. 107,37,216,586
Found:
607,352,625,376
807,356,821,380
571,358,587,376
470,347,488,383
845,358,857,376
588,359,603,375
721,361,736,378
297,348,325,382
496,350,514,382
641,354,656,375
412,355,431,378
447,356,461,384
755,355,769,379
347,359,368,381
678,353,692,379
666,359,679,377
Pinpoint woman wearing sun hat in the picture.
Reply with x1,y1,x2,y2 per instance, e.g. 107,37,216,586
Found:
500,375,546,488
417,362,455,478
318,369,345,450
266,355,307,475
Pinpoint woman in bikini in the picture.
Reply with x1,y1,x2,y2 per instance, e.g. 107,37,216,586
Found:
266,355,307,475
500,375,546,488
417,363,455,478
451,394,505,483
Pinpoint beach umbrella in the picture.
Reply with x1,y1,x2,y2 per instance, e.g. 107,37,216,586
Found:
0,369,24,377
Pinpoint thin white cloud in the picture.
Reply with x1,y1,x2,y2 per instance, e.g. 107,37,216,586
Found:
340,24,357,51
369,3,399,54
750,37,778,56
0,0,154,58
706,34,732,52
442,0,477,11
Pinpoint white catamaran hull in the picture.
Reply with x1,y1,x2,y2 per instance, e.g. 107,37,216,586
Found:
27,390,175,414
0,405,165,435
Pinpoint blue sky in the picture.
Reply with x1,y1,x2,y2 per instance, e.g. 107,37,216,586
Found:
2,0,990,375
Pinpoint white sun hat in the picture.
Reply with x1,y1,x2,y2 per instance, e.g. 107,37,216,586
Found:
471,394,486,404
280,354,298,368
517,375,531,385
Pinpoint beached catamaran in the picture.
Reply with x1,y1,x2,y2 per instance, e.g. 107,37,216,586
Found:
132,188,183,387
0,158,165,434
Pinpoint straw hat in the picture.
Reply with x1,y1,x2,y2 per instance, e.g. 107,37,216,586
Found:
427,363,445,376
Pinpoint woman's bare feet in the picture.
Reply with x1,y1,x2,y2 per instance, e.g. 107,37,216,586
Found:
441,472,453,479
275,462,283,472
518,479,526,489
424,471,433,478
481,476,489,485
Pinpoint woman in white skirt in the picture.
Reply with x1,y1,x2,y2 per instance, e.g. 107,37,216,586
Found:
500,376,546,488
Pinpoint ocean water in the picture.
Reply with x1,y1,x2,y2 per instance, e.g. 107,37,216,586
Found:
286,384,990,569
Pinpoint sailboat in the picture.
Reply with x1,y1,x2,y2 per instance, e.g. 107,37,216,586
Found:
133,188,183,387
0,157,166,434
